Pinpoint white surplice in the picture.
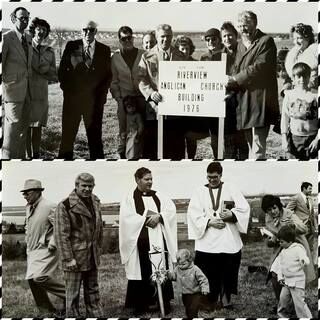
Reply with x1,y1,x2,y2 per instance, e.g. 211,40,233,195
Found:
187,182,250,253
119,189,177,280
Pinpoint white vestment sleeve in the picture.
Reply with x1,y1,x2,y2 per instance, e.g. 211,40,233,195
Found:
119,191,146,265
187,188,210,240
228,184,250,234
157,192,178,264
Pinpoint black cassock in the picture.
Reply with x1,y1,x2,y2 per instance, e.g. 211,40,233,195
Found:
125,188,174,312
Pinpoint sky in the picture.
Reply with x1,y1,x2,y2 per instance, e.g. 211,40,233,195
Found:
2,1,317,33
2,160,317,206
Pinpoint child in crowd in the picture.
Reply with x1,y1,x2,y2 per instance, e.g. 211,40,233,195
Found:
281,62,318,160
168,249,209,318
122,95,144,159
276,225,312,318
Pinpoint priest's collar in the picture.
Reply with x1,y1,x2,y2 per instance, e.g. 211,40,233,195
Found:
135,187,156,197
205,181,224,189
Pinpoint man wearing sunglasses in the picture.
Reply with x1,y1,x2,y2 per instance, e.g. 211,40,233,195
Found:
3,7,33,159
58,21,112,160
21,179,66,315
138,24,186,160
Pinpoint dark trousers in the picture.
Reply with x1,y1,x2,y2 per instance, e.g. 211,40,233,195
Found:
59,94,104,159
182,292,202,318
28,276,66,312
64,268,103,317
163,118,185,159
143,120,158,160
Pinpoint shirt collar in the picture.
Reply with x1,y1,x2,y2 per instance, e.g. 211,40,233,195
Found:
83,39,96,50
15,29,24,41
27,196,42,210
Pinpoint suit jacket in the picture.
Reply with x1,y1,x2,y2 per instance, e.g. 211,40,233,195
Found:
58,39,112,106
138,45,185,100
54,190,104,271
231,29,279,129
3,30,33,103
287,193,315,233
25,197,59,279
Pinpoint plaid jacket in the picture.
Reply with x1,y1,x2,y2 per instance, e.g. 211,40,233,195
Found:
54,190,103,271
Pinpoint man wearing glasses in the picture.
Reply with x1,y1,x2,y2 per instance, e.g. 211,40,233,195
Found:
21,179,66,315
110,26,145,158
3,7,33,159
58,21,112,160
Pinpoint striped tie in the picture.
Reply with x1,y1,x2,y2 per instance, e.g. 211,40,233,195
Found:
85,45,92,67
21,34,29,60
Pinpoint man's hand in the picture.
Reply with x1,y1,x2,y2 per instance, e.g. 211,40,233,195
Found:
66,259,77,271
220,209,233,221
278,279,285,286
308,137,318,154
202,289,209,295
146,213,161,228
208,218,226,229
150,91,163,104
48,244,56,252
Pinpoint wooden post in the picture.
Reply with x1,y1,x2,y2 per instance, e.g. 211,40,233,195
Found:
157,114,164,159
217,53,227,159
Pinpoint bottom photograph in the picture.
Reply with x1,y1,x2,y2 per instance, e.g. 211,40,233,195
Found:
2,160,318,318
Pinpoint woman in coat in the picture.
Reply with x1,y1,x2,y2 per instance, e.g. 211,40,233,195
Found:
261,195,315,305
27,17,57,158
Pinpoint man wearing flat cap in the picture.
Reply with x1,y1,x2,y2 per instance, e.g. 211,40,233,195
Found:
58,20,112,159
54,173,104,317
21,179,65,315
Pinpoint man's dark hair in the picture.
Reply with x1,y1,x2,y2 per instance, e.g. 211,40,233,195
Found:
261,195,283,213
118,26,133,38
29,17,51,38
301,182,312,191
10,7,30,21
277,225,295,243
207,162,223,174
135,167,151,180
221,21,238,38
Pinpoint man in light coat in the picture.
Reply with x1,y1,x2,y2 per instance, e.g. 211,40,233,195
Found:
138,24,186,159
227,11,279,159
21,179,65,315
287,182,317,265
54,173,104,317
3,7,33,159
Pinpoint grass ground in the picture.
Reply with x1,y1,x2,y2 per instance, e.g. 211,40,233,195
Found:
2,240,317,318
40,83,282,159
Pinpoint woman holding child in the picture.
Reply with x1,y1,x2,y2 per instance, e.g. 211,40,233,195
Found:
119,167,177,315
261,195,316,306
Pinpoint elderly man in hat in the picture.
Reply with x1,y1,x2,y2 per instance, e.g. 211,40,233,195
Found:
54,173,104,317
58,20,112,159
21,179,65,315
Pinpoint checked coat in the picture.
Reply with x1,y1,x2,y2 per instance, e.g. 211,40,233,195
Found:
54,190,103,271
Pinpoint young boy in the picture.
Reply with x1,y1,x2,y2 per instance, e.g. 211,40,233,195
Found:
281,62,318,159
168,249,209,318
276,225,312,318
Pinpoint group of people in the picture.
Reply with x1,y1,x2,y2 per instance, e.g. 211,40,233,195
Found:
21,162,316,318
3,7,318,159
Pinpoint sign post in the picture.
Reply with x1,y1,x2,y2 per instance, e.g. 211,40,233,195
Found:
157,58,227,159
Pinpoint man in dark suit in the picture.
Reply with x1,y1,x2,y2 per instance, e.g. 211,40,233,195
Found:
138,24,186,159
3,7,33,159
58,21,112,159
227,11,279,159
287,182,317,265
54,173,104,317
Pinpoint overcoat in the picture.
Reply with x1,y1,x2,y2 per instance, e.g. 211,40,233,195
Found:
54,190,103,271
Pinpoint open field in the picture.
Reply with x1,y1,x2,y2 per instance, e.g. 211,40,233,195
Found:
2,240,317,318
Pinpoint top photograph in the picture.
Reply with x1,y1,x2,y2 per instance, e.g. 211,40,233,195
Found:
2,1,318,160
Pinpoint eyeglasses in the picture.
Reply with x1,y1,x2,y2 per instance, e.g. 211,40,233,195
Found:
120,35,133,42
83,28,96,33
15,16,30,22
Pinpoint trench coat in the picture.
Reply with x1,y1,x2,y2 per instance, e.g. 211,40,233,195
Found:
54,190,104,272
232,29,279,130
29,42,57,126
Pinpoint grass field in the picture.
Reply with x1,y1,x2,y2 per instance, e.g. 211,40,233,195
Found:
40,83,282,159
2,239,317,318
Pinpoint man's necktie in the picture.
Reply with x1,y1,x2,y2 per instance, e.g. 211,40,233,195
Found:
21,34,29,60
306,197,310,210
84,45,92,68
163,51,170,61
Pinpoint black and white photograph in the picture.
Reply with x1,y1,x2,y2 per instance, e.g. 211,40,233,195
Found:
1,1,318,159
2,160,318,318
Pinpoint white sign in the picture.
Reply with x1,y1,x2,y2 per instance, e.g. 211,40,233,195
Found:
158,61,228,117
